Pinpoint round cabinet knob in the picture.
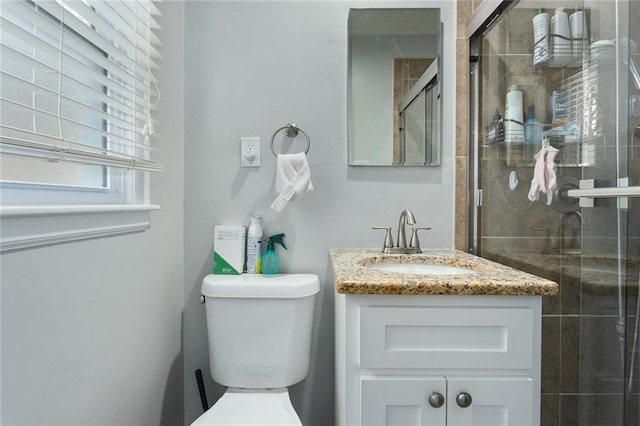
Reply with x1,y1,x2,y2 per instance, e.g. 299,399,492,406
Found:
428,392,445,408
456,392,472,408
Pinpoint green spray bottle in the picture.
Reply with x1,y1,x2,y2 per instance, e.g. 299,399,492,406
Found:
261,233,286,274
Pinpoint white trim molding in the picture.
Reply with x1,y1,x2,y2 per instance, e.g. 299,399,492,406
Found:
0,205,160,253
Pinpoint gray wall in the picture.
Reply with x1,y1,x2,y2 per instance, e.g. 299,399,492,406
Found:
183,1,456,425
0,1,185,424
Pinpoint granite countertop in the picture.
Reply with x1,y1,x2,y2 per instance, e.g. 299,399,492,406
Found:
329,248,559,296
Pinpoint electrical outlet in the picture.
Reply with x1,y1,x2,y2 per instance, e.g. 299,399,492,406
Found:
240,137,260,167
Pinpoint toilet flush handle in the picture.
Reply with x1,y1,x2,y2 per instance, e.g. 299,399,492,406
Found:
199,295,205,304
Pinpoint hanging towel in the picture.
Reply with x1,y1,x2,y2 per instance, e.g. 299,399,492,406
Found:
544,146,559,203
528,146,559,205
271,153,313,212
528,148,547,202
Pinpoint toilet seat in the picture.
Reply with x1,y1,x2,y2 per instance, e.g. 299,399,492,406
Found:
191,388,301,426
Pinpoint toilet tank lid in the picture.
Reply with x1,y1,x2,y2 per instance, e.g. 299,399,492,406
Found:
201,274,320,298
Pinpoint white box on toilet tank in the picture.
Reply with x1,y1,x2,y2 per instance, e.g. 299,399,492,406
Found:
213,226,246,275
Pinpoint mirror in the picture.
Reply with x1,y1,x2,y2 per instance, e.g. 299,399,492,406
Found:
348,8,442,166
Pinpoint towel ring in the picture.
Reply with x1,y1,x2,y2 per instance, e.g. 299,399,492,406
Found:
270,123,311,156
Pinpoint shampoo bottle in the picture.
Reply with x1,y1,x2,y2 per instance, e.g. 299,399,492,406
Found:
525,104,543,144
505,84,524,143
262,233,287,275
569,9,588,61
246,213,263,274
532,8,550,66
551,7,571,65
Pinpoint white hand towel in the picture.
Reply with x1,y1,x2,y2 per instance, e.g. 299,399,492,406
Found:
271,153,313,212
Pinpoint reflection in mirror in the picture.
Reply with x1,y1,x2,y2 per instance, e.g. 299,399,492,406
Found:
399,59,440,165
348,8,442,167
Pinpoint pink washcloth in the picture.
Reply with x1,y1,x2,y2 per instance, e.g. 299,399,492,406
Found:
544,146,559,205
528,146,559,205
528,148,547,202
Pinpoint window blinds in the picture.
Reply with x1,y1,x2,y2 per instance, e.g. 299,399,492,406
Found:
0,0,162,172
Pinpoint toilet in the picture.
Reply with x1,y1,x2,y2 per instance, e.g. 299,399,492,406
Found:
192,273,320,425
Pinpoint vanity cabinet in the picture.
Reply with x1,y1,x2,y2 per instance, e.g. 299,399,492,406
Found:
335,293,542,426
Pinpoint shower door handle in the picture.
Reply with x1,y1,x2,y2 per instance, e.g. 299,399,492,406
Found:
567,179,640,208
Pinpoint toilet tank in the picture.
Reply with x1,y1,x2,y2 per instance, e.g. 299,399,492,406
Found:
201,274,320,389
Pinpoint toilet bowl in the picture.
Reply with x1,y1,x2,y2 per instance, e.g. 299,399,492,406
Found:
192,274,319,426
191,388,301,426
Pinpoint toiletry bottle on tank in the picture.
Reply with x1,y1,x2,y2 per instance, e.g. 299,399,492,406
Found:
262,233,286,275
246,213,263,273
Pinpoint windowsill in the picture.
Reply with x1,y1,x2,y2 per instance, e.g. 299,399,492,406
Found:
0,204,160,253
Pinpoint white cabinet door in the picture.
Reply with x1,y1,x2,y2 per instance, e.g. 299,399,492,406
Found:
446,377,534,426
361,377,447,426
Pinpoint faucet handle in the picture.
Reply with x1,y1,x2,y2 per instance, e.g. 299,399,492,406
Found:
372,226,394,253
409,226,431,253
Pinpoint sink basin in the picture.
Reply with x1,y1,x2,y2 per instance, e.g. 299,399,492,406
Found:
365,263,473,275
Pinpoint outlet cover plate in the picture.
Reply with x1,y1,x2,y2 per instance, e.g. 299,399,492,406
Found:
241,137,260,167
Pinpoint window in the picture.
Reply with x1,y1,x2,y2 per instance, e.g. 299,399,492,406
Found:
0,0,162,251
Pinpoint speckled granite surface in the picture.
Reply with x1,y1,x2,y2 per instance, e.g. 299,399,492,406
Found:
330,248,559,296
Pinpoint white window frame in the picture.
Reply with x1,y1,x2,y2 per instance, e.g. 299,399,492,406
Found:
0,0,162,252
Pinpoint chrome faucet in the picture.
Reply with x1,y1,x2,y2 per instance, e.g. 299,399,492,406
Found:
397,209,416,249
372,209,431,254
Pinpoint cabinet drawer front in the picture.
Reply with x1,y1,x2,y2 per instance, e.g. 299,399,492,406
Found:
359,305,534,369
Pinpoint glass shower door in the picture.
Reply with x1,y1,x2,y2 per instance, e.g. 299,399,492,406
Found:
568,0,639,423
468,0,640,424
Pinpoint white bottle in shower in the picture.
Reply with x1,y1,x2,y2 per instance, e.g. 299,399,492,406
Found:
505,84,524,144
569,9,588,61
532,8,550,66
551,7,571,65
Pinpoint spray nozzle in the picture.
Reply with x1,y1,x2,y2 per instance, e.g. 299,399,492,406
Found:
264,233,287,251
